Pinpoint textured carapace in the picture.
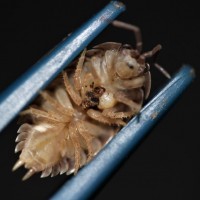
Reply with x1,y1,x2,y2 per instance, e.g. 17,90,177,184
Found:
13,20,169,180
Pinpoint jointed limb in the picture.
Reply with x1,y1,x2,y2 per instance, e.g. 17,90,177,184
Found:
77,121,95,162
140,45,171,79
62,71,82,106
121,76,145,89
112,20,143,52
102,107,132,119
20,107,66,123
40,91,73,117
73,49,87,91
141,44,162,59
69,125,81,174
109,92,142,118
87,109,126,126
154,63,171,79
115,92,142,113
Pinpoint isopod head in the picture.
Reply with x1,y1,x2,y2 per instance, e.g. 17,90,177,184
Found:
115,51,145,79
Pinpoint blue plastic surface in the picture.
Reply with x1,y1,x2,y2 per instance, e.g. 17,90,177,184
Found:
50,65,195,200
0,1,125,132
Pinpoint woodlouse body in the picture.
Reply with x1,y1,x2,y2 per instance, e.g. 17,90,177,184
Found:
13,20,169,180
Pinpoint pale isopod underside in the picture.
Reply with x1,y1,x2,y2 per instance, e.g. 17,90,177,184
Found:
13,20,168,180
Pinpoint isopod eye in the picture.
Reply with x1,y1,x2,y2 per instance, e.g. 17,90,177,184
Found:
127,62,134,69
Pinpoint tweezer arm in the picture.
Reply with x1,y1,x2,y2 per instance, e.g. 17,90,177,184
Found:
0,1,125,132
50,65,195,200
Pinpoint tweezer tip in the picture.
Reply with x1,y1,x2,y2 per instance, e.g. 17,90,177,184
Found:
111,1,125,9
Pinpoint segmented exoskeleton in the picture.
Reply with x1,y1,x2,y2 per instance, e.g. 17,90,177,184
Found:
13,20,170,180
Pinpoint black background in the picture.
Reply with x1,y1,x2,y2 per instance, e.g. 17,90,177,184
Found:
0,0,199,200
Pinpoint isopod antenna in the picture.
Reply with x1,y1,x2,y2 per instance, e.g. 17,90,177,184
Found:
50,65,195,200
0,1,126,132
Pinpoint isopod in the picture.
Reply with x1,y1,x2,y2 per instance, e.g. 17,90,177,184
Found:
13,20,170,180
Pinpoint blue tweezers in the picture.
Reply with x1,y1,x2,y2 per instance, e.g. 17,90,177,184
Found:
0,1,195,200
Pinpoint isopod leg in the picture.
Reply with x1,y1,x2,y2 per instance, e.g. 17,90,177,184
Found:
102,107,132,119
69,129,82,175
73,49,87,91
87,109,126,126
40,91,73,117
77,121,94,162
62,71,82,106
112,20,143,52
121,76,146,89
20,107,64,123
114,92,142,116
